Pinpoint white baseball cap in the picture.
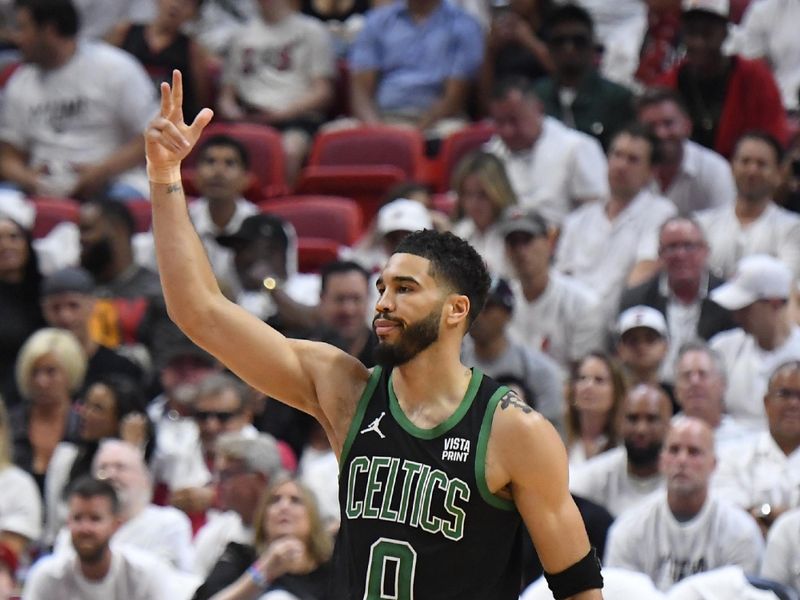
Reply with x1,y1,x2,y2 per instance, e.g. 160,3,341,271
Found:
376,198,432,236
617,305,668,338
682,0,729,19
709,254,793,311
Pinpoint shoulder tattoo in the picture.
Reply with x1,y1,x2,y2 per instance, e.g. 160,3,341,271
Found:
499,390,532,414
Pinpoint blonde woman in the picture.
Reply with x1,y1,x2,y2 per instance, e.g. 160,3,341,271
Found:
450,150,517,277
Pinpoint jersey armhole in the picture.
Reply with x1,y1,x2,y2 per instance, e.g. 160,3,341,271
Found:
338,366,383,472
475,385,517,512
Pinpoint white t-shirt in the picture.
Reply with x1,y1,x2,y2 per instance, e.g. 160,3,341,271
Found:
483,117,608,226
224,13,334,113
450,219,510,278
712,431,800,511
605,493,764,592
696,202,800,279
648,141,736,215
298,446,340,527
73,0,156,40
666,566,780,600
521,567,666,600
709,326,800,431
555,189,677,317
507,270,605,373
192,511,253,577
0,464,42,542
569,446,664,517
761,508,800,592
0,42,157,197
735,0,800,110
23,546,171,600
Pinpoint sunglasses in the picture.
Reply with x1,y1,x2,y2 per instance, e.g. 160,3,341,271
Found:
194,410,239,423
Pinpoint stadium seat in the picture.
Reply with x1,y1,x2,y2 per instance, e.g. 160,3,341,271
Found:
125,198,153,233
431,121,496,192
296,238,342,273
30,196,80,238
260,195,363,246
181,122,288,203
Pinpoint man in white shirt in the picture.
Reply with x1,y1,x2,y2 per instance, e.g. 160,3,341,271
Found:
555,123,677,318
498,206,604,373
485,76,608,227
24,477,171,600
712,360,800,535
605,417,764,592
615,305,670,389
570,383,672,517
761,507,800,593
708,254,800,430
637,88,735,215
696,132,800,279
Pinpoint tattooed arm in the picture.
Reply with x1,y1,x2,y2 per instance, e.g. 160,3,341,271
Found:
487,391,603,600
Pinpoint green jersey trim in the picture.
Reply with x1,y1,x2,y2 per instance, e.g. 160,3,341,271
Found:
475,385,516,511
339,366,384,472
387,369,483,440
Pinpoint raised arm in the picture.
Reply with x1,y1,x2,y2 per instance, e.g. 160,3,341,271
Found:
145,71,369,438
489,398,603,599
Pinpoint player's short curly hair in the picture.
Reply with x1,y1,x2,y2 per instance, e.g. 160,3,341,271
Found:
394,229,491,327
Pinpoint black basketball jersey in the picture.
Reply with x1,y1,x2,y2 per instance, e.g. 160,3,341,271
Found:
334,366,523,599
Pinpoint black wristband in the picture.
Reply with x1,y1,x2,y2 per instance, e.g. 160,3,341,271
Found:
543,547,603,600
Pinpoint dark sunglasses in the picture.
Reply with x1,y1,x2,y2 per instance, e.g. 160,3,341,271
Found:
549,34,591,49
194,410,239,423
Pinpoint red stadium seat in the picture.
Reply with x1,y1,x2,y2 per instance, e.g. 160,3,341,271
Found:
30,196,80,238
295,238,342,273
260,195,364,246
431,122,496,192
181,122,288,203
125,198,153,233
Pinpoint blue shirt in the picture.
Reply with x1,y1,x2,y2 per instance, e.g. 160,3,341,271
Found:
349,0,483,113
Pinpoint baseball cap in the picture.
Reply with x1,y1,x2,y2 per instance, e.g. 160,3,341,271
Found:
217,214,289,249
485,277,514,313
376,199,432,236
497,207,548,239
617,305,668,338
682,0,729,19
41,267,95,297
709,254,792,311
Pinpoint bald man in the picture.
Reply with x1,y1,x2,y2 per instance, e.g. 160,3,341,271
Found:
605,417,763,591
570,384,672,517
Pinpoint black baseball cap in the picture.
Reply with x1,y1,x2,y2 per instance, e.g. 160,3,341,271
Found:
497,207,549,239
485,277,515,313
217,214,289,249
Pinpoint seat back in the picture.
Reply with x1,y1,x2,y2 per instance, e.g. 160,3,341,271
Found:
30,196,80,238
295,238,342,273
433,121,496,192
260,195,363,246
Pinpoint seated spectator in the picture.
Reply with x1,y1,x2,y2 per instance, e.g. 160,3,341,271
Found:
478,0,553,114
555,124,677,319
192,476,333,600
761,507,800,593
0,216,45,404
605,417,764,591
734,0,800,112
106,0,211,121
712,361,800,536
450,151,517,277
636,88,736,215
619,216,736,381
0,398,42,571
299,0,370,56
461,277,565,433
348,0,483,138
190,0,259,57
657,0,788,158
708,254,800,430
570,383,672,517
565,351,626,467
615,305,671,394
0,0,157,200
672,341,753,451
499,206,604,372
696,132,800,280
534,4,635,150
43,374,151,547
23,476,174,599
11,328,84,495
40,267,144,392
72,0,156,41
192,433,284,578
485,76,608,226
216,0,334,183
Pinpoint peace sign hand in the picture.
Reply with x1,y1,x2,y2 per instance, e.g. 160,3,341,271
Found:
144,70,214,175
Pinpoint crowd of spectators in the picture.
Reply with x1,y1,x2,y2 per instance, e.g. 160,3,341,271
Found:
1,0,800,598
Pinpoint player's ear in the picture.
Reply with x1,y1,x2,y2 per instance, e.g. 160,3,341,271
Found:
445,294,470,327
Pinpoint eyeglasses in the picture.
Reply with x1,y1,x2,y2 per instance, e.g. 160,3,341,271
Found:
549,34,591,49
194,410,239,423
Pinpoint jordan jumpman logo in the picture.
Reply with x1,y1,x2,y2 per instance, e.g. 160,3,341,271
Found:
360,412,386,439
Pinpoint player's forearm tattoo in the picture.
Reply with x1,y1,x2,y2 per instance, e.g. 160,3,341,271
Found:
499,391,532,413
166,183,182,194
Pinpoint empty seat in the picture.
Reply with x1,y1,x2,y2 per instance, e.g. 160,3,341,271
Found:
30,196,80,238
260,195,364,246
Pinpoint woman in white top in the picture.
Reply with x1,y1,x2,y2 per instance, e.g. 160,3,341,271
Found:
566,351,626,468
450,151,517,277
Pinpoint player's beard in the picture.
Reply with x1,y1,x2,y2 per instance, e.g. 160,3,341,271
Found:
624,439,663,468
373,307,441,369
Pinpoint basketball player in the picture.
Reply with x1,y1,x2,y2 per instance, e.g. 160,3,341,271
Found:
144,70,603,600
